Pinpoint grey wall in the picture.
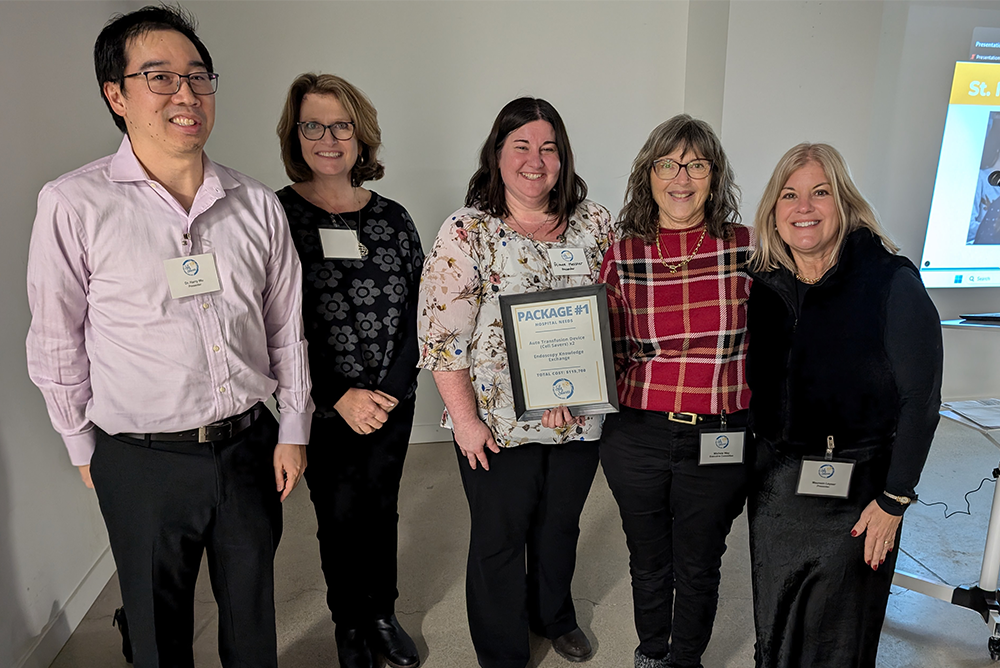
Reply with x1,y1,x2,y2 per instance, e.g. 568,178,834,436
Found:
187,0,691,442
1,2,689,665
2,3,133,668
2,1,999,666
721,0,1000,399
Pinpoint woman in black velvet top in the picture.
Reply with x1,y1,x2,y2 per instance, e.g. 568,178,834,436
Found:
746,143,942,668
275,73,423,668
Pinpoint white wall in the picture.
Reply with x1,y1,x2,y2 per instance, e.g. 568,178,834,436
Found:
189,0,691,440
0,2,689,666
4,1,1000,666
1,3,134,667
720,0,1000,400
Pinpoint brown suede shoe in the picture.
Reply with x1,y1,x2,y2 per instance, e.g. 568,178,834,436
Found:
551,627,594,662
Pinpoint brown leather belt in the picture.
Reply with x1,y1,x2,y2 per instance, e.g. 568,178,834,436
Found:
118,404,261,443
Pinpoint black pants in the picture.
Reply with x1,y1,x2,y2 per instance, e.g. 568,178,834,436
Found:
90,408,282,668
600,407,749,668
456,439,600,668
305,396,416,627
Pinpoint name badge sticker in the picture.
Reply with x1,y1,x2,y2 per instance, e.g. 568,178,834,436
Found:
699,428,746,465
796,457,855,498
319,228,363,259
547,247,589,276
164,252,221,299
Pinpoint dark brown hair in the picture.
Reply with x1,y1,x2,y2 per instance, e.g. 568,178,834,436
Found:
465,97,587,223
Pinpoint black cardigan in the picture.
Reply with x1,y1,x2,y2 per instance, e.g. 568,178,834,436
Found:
747,229,943,514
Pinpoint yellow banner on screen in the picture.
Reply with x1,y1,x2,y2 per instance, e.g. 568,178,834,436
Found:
950,61,1000,105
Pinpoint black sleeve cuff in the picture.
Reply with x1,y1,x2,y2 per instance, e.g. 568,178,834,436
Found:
876,494,908,516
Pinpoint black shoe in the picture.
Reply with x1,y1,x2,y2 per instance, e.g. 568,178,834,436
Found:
551,627,593,662
112,607,133,664
335,626,375,668
370,614,420,668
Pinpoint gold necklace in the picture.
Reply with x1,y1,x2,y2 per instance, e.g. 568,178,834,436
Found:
795,272,822,284
655,226,707,273
794,255,836,285
309,184,368,258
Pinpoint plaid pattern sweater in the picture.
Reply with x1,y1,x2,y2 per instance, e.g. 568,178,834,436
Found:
598,223,752,414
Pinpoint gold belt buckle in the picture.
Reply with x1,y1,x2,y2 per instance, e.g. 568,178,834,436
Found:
667,412,699,425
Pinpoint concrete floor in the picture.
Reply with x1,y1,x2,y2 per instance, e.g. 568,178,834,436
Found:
51,418,1000,667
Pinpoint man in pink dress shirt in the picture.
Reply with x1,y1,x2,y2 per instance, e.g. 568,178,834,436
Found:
24,6,313,667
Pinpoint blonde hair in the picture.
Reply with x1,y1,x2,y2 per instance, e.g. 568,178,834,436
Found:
751,143,898,272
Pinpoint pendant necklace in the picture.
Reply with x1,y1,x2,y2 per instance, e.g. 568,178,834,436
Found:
655,226,707,273
507,213,565,243
310,184,368,259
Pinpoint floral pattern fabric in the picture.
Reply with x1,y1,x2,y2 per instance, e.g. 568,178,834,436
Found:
279,187,423,418
417,200,614,446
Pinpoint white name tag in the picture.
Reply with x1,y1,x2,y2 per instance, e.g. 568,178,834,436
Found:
796,457,855,498
164,253,221,299
319,227,363,259
546,247,589,275
699,429,745,465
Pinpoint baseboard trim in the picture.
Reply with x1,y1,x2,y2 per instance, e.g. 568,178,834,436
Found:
14,546,116,668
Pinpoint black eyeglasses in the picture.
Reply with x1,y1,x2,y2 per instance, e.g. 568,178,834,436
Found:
123,70,220,95
297,121,356,142
652,158,713,180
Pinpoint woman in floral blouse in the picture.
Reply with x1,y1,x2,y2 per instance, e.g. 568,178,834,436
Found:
417,97,613,668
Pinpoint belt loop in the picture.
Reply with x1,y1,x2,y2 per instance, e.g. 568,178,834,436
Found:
144,434,151,448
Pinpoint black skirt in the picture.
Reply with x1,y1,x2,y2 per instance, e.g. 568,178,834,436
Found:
748,439,901,668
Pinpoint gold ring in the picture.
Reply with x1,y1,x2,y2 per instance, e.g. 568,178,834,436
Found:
883,540,890,545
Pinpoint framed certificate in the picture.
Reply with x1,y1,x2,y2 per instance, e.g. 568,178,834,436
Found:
499,284,619,420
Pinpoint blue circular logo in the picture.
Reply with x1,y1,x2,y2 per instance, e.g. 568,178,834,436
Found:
715,435,730,449
552,378,574,400
560,249,574,262
182,259,199,276
818,464,835,479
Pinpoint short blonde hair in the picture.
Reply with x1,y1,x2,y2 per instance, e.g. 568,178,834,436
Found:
751,143,898,272
276,73,384,186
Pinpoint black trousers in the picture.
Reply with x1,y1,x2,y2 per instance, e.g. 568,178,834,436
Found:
90,407,282,668
456,439,600,668
600,407,749,668
305,396,416,627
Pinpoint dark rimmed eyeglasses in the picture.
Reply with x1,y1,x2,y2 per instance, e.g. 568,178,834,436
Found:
652,158,713,180
297,121,356,142
123,70,220,95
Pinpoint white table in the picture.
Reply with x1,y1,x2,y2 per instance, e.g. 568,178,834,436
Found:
891,318,1000,659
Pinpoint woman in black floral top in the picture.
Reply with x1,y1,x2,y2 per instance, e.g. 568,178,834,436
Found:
276,73,423,668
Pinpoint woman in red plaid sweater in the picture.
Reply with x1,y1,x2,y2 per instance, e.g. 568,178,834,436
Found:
598,115,752,668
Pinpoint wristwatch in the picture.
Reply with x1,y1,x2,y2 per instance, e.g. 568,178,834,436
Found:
883,491,914,505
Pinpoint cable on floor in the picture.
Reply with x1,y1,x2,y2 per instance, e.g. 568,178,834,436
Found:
917,475,995,519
